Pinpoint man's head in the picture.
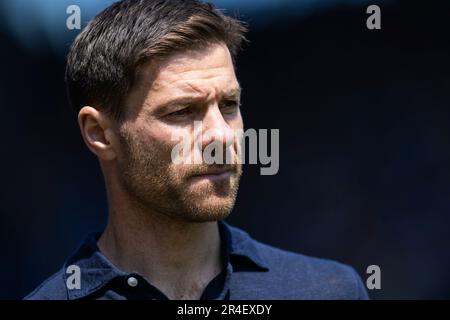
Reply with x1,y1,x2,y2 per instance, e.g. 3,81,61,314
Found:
67,0,247,222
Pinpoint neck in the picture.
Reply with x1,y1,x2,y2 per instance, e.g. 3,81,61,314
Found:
98,183,223,300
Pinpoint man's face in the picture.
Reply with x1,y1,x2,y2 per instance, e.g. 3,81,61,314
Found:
116,43,243,222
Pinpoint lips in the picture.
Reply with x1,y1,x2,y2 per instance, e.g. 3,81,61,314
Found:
190,167,235,182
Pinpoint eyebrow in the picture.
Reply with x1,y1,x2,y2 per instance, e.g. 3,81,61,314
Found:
222,87,241,99
156,87,242,112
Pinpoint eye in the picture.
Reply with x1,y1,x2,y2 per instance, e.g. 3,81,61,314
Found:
167,107,193,117
220,100,240,113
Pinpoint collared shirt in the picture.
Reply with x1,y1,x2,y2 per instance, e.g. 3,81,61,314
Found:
25,221,369,300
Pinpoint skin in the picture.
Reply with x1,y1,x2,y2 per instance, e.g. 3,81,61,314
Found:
77,42,243,300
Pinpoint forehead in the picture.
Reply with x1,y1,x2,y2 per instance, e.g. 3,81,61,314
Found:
131,43,240,109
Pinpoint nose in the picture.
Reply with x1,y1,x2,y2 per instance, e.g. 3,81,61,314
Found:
200,105,235,152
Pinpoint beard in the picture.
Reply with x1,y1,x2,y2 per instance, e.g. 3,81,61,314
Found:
116,127,242,223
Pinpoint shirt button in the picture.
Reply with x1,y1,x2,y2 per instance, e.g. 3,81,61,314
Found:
127,276,139,287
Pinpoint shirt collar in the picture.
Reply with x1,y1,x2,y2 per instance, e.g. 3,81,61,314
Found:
63,220,269,300
219,221,269,271
63,232,128,300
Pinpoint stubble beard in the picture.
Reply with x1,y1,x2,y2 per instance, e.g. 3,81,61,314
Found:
116,130,242,223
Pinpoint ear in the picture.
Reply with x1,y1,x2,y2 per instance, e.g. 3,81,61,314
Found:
78,106,118,161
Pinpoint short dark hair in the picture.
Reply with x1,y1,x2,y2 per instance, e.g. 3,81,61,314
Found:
65,0,247,120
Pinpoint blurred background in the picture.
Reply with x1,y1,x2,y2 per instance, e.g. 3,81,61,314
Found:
1,0,450,299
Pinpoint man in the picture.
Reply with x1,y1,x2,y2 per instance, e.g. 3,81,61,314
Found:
26,0,368,300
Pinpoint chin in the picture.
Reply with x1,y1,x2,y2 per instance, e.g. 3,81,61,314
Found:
182,197,235,223
186,175,239,198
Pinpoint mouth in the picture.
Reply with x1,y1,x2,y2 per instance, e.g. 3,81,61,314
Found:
190,168,234,182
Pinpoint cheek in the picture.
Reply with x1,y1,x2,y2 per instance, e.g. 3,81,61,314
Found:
230,110,244,129
157,125,193,154
137,122,193,162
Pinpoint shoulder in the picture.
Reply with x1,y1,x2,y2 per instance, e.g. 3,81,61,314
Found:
228,226,369,300
24,269,68,300
257,240,368,299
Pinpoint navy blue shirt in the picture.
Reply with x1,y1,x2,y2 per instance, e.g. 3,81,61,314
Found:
25,221,369,300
